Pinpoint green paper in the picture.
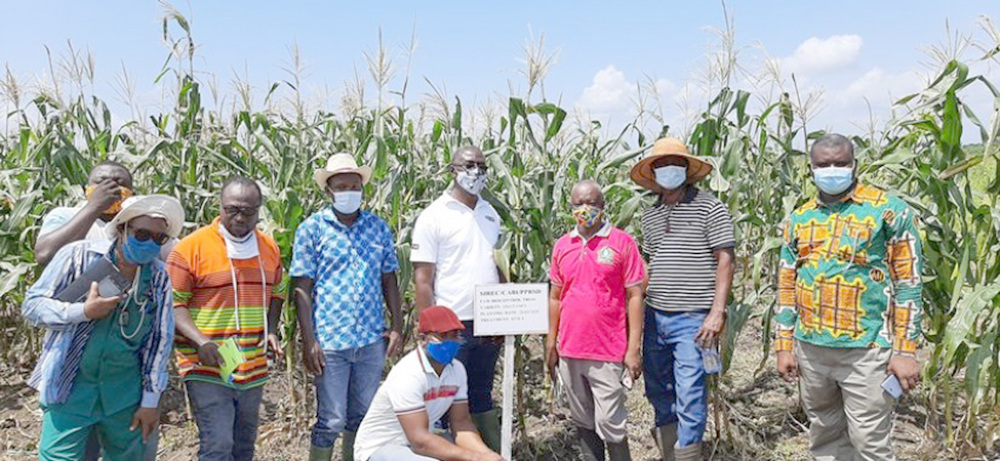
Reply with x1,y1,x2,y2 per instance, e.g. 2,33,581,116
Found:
218,337,245,383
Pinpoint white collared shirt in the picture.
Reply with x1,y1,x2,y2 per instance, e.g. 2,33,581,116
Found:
353,348,468,461
410,192,501,320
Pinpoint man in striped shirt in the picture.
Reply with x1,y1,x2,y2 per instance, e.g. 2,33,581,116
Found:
168,177,285,461
630,137,736,461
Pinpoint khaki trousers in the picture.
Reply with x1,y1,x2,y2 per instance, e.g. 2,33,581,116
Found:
795,342,895,461
559,357,629,443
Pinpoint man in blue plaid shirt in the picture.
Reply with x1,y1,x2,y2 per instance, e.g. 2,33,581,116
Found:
291,153,404,461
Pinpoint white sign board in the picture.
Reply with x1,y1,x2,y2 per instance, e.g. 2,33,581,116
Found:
472,282,549,459
473,283,549,336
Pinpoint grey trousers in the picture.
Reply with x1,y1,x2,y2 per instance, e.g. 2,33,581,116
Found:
796,342,896,461
559,357,629,443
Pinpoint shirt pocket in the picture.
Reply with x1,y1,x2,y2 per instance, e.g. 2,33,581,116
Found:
833,219,878,264
795,224,828,259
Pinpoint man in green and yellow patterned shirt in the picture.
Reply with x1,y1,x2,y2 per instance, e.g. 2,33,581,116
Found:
775,134,922,461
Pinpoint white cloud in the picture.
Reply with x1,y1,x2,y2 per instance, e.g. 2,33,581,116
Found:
835,67,921,106
780,35,864,75
654,78,676,96
576,65,631,115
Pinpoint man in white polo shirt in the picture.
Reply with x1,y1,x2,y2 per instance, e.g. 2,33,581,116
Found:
353,306,503,461
411,146,504,451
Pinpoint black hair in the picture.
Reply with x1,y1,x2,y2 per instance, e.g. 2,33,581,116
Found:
221,176,263,202
91,160,133,184
810,133,854,157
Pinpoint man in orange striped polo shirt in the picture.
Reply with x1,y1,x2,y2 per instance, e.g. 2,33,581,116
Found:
167,176,285,461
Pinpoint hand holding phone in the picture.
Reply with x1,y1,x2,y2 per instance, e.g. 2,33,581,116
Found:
881,374,903,399
620,368,634,390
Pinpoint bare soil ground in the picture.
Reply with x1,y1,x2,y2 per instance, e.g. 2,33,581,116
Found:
1,323,996,460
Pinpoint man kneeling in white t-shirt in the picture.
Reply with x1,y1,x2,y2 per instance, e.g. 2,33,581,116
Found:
354,306,504,461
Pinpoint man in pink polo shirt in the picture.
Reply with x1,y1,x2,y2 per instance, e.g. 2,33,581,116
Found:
546,179,645,461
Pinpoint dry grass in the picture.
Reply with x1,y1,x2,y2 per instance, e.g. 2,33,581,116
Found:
3,319,992,461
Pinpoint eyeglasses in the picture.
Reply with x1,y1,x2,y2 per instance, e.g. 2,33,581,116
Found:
459,162,489,173
132,229,171,245
223,205,260,217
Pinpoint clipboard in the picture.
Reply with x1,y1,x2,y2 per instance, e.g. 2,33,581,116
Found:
54,257,131,302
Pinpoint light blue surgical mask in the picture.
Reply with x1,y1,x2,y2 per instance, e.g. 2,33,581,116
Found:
813,165,855,195
122,233,161,265
426,339,462,365
654,165,687,190
332,191,363,214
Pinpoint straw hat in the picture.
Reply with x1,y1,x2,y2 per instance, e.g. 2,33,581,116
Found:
314,153,372,189
106,195,185,238
630,137,713,191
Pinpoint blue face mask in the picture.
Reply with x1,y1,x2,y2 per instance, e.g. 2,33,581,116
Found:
426,339,462,365
813,165,855,195
123,234,162,265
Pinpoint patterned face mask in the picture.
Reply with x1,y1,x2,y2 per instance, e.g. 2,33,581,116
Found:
572,204,604,228
84,185,134,215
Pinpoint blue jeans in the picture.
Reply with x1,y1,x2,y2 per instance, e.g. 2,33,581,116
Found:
312,340,386,448
642,308,709,447
455,320,501,414
186,381,265,461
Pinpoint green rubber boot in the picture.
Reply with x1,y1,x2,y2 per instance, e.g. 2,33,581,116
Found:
309,444,334,461
470,408,502,453
674,442,701,461
341,431,356,461
606,437,631,461
651,424,678,461
574,426,606,461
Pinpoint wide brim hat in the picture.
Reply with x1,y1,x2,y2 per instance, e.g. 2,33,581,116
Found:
106,195,185,238
630,137,714,191
314,153,372,189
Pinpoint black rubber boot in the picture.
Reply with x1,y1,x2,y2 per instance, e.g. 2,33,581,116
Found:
574,426,606,461
606,437,632,461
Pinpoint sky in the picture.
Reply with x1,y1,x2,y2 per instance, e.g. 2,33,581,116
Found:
2,1,999,142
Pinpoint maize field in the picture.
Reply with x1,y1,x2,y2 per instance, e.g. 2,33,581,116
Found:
1,6,1000,460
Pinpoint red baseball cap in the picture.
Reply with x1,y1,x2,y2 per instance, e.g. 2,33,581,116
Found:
419,306,466,334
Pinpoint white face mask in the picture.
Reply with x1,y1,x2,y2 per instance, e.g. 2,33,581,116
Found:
332,191,363,214
456,170,488,196
654,165,687,190
219,221,260,259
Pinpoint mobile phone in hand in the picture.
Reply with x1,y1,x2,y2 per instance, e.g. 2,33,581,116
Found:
881,374,903,399
620,368,634,390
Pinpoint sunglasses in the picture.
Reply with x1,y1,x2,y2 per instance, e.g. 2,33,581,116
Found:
223,205,260,217
132,229,171,245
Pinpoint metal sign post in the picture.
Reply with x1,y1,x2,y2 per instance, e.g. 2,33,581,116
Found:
474,283,549,461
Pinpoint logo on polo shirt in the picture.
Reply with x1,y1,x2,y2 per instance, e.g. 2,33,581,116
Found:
485,216,496,223
424,385,460,401
597,246,615,265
